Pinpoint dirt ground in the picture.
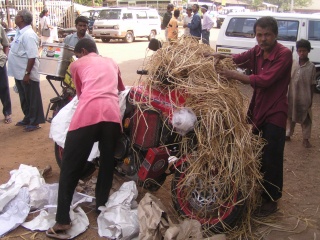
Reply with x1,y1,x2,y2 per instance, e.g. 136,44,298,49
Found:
1,60,320,239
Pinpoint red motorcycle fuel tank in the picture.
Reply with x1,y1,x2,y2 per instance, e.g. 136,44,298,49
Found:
129,85,186,121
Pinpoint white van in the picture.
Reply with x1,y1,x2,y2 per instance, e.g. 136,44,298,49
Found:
216,6,246,28
216,11,320,91
92,7,161,43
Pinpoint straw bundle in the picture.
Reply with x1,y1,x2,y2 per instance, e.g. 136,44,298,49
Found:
134,36,265,238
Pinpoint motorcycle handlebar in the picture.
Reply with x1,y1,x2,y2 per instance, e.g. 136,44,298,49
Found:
137,70,148,75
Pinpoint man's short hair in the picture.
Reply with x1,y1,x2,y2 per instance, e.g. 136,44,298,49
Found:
75,16,89,25
254,16,278,36
19,9,33,25
296,39,311,52
167,3,174,10
173,9,180,18
186,7,192,11
193,4,199,11
74,38,97,53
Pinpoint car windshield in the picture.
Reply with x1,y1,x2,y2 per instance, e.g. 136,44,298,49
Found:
99,9,121,20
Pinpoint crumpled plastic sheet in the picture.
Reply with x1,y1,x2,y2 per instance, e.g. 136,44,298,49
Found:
0,187,30,237
22,206,89,239
0,164,93,238
22,184,93,238
97,181,139,239
49,87,131,161
0,164,45,212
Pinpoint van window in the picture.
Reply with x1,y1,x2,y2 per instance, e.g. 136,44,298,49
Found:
277,20,298,41
148,12,159,19
123,13,133,19
136,11,147,19
226,18,256,38
99,9,121,20
308,20,320,41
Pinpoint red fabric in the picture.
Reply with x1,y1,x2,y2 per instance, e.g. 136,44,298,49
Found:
233,42,292,130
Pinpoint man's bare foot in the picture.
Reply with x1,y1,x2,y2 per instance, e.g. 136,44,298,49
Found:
303,139,312,148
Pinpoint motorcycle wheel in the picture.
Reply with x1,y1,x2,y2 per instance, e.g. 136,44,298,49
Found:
139,173,167,192
54,142,97,180
171,165,245,233
54,142,63,168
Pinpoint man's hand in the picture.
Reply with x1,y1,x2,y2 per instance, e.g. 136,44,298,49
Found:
23,74,30,84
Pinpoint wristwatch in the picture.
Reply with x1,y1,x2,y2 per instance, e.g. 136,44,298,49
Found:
25,71,30,75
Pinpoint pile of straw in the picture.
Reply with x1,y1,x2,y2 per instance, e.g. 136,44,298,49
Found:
135,36,265,238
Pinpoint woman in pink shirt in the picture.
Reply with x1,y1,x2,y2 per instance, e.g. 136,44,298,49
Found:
47,38,125,238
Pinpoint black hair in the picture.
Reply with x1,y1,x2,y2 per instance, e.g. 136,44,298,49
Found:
173,9,180,18
254,16,278,36
39,9,48,18
74,38,97,53
75,16,89,25
167,3,174,10
296,39,311,52
193,4,199,11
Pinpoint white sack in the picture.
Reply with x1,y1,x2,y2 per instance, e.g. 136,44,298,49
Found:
0,187,30,237
49,87,131,162
172,108,197,136
0,164,45,212
49,96,99,161
97,181,139,239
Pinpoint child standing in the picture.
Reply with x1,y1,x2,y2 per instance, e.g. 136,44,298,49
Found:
286,39,316,148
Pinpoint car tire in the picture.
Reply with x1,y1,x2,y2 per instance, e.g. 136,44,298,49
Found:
101,38,110,43
124,31,134,43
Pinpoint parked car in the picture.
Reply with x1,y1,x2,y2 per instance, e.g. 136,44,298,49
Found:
216,11,320,93
92,7,161,43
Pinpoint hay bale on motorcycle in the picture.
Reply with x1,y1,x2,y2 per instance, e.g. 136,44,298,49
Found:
131,36,265,237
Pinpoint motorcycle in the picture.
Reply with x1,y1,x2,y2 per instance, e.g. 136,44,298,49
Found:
47,40,245,233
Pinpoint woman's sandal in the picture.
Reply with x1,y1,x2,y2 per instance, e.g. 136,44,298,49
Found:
4,115,12,124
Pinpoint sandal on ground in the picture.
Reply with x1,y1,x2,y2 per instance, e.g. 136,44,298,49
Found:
46,228,71,239
24,125,41,132
15,120,29,126
4,115,12,124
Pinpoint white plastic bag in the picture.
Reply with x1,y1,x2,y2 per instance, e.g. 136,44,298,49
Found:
172,108,197,136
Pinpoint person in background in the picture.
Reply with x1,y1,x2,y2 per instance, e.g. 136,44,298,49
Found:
211,16,292,217
286,39,316,148
8,9,45,131
0,24,12,124
186,4,202,39
183,7,193,36
201,5,214,45
46,38,125,239
64,16,95,47
162,3,174,41
39,9,53,46
167,9,180,42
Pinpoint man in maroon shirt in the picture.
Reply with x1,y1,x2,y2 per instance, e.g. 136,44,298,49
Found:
213,16,292,217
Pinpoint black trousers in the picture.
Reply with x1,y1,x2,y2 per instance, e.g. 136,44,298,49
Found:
15,79,45,125
257,123,285,202
0,63,11,117
56,122,121,225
